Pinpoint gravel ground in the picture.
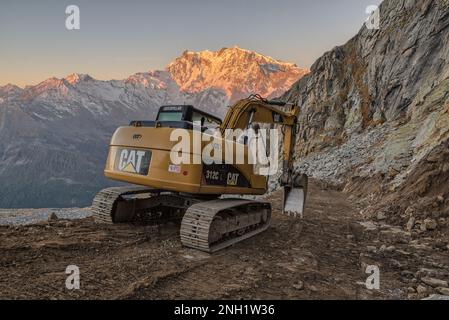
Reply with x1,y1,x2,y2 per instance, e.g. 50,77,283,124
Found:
0,183,448,299
0,208,92,226
1,183,393,299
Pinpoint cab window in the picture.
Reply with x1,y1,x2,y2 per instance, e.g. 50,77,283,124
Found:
157,111,183,122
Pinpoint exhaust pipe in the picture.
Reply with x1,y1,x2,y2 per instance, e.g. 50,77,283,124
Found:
282,174,308,218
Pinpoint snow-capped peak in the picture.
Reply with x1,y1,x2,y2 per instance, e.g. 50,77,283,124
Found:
65,73,93,85
26,77,70,95
0,84,23,95
125,71,171,90
167,47,308,101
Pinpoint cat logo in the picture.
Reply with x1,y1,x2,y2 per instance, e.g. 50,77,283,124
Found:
118,149,147,174
227,173,239,186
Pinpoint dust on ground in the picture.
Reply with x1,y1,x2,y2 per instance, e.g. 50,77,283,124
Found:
1,182,448,299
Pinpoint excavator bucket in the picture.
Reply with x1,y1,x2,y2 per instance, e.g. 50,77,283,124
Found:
282,174,308,218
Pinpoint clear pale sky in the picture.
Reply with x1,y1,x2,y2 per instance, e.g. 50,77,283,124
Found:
0,0,382,87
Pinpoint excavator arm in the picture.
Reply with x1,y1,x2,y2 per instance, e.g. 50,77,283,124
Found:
220,95,308,217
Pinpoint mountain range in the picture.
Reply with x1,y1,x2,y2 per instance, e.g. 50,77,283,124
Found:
0,47,307,208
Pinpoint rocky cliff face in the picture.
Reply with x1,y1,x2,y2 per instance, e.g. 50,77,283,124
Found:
283,0,449,226
284,0,449,183
168,47,308,102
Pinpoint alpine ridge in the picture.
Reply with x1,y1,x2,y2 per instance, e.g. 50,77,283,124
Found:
168,46,308,101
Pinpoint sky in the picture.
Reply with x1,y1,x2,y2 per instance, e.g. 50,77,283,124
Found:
0,0,382,87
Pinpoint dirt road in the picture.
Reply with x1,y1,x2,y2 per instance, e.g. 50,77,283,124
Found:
1,182,448,299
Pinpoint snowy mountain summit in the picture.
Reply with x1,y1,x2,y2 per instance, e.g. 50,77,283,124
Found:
168,46,308,101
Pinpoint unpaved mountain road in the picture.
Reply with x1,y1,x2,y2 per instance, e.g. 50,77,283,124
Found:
1,182,448,299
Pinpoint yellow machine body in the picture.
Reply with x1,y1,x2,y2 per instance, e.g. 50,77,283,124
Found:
104,126,268,196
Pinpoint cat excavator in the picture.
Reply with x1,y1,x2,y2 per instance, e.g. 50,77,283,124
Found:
91,95,308,253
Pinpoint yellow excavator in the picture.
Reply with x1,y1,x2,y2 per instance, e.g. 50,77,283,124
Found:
92,95,308,252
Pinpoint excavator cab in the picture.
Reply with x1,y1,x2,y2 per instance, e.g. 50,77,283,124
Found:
130,105,222,131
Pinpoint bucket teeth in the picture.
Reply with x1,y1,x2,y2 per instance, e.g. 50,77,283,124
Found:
282,173,308,218
283,187,305,218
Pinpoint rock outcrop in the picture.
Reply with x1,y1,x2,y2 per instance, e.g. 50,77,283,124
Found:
280,0,449,233
282,0,449,190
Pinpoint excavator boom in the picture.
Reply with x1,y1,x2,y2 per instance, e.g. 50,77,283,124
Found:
221,94,308,217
